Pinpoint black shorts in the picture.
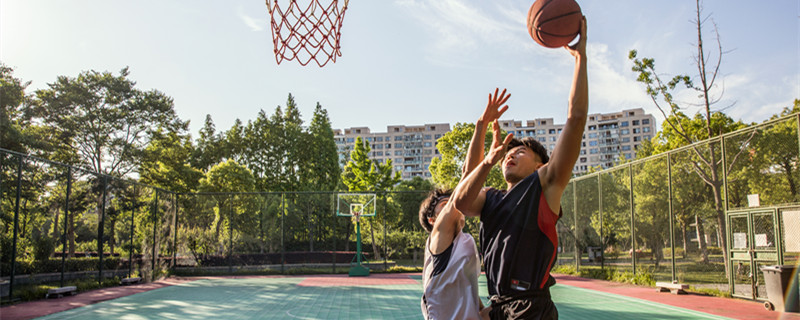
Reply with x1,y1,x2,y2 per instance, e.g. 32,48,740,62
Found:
490,297,558,320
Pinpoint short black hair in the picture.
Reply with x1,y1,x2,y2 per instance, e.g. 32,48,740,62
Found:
418,188,452,233
507,136,549,164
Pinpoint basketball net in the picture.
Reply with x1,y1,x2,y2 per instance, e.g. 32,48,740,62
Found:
264,0,350,67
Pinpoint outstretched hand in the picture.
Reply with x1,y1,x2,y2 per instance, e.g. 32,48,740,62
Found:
479,88,510,124
484,120,513,166
565,16,587,58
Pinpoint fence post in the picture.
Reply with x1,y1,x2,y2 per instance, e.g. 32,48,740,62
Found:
629,164,636,275
61,167,71,288
667,155,676,282
383,192,388,271
98,176,107,284
598,175,604,271
281,193,285,274
228,194,233,273
151,189,158,282
173,193,179,270
9,155,23,301
129,185,136,279
332,192,337,274
573,181,579,272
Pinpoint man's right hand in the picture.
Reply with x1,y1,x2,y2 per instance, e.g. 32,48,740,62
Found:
484,120,513,166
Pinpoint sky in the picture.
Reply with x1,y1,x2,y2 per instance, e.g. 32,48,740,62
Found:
2,0,798,137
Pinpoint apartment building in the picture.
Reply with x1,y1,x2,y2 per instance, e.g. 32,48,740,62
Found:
334,108,655,179
333,123,450,180
498,108,656,175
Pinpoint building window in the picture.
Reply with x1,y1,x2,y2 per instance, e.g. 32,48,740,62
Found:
580,157,587,163
633,136,640,142
395,150,402,156
621,121,629,127
643,127,650,133
588,125,596,131
588,133,598,138
633,120,640,125
540,121,547,125
622,145,631,151
621,129,630,135
642,119,650,125
590,149,598,154
424,135,432,140
347,138,355,143
395,143,402,148
537,129,546,135
395,165,402,171
633,128,640,134
629,111,635,116
435,134,442,139
549,129,556,134
550,137,557,142
539,137,546,142
424,142,432,147
589,141,598,146
385,143,391,149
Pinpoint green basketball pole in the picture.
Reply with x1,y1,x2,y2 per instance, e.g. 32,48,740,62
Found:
349,214,370,277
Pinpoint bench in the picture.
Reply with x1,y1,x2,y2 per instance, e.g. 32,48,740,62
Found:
45,286,77,299
121,277,142,285
656,281,688,295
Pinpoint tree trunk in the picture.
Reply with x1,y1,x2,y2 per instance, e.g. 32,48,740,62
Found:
369,220,382,261
695,214,709,263
681,223,688,259
109,217,116,256
68,212,76,257
21,199,28,238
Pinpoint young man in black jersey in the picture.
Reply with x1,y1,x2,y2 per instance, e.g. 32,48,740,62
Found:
452,17,588,319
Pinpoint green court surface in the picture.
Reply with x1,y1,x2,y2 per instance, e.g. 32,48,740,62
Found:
37,275,732,319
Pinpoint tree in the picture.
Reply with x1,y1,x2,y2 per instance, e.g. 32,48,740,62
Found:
32,67,181,177
1,63,32,153
197,159,255,247
140,126,203,193
428,122,506,189
191,115,226,172
628,0,748,271
341,137,401,260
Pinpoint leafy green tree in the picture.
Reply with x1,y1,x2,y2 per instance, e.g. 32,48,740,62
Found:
341,137,401,260
1,63,32,153
628,1,749,270
192,115,226,172
140,126,203,193
302,103,340,191
198,160,255,245
428,122,506,189
32,67,181,177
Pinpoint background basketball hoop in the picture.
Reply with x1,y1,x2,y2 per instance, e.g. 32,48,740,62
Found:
264,0,350,67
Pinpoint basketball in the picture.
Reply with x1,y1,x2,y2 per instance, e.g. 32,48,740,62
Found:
527,0,582,48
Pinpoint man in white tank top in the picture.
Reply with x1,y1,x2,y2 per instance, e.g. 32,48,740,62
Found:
419,189,485,320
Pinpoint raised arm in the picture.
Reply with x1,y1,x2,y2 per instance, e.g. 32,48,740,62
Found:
541,17,588,194
453,120,513,217
462,88,510,180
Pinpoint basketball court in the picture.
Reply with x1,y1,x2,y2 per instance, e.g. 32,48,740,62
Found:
4,273,794,319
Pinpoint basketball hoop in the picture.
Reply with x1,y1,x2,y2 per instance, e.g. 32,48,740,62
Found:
264,0,350,67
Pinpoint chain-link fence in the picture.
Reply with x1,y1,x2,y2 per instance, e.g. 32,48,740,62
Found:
3,113,799,302
556,113,800,300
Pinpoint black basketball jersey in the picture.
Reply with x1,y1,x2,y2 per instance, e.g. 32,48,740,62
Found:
480,171,561,297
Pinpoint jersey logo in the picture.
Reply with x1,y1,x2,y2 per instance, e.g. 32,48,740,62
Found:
510,278,531,291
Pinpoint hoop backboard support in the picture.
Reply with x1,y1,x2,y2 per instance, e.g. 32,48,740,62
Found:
336,193,375,277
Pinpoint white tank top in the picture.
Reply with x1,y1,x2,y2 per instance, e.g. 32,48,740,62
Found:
421,231,482,320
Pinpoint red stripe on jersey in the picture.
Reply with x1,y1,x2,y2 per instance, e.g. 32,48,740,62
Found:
537,192,559,289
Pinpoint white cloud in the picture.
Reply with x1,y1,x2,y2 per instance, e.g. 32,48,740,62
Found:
238,6,265,32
